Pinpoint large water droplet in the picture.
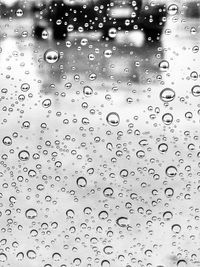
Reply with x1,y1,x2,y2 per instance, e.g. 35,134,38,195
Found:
103,187,114,197
76,177,87,188
2,136,12,146
18,150,30,161
191,85,200,97
171,224,181,233
0,253,7,262
163,211,173,221
167,4,178,15
160,88,175,102
116,217,129,227
159,60,169,71
158,143,168,153
162,113,173,125
83,86,93,96
21,83,30,92
165,166,177,178
25,208,38,219
42,98,52,108
106,112,120,126
27,250,36,259
44,49,59,64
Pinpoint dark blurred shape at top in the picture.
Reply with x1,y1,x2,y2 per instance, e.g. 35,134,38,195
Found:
32,0,167,43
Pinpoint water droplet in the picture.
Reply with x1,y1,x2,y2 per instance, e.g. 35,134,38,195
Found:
83,86,93,96
177,260,187,267
165,166,177,178
108,28,117,38
27,250,36,259
101,260,110,267
16,8,23,17
167,4,178,15
52,253,61,261
76,177,87,188
191,85,200,97
98,210,108,220
192,45,199,53
158,143,168,153
160,88,175,102
25,208,38,219
171,224,181,233
164,187,174,197
103,187,114,197
0,253,7,262
162,113,173,125
159,60,169,71
42,98,52,108
2,136,12,146
21,83,30,92
104,49,112,58
120,169,128,178
73,258,81,266
18,150,30,161
103,246,113,255
42,30,49,39
106,112,120,126
163,211,173,221
44,49,59,64
66,209,75,218
116,217,129,227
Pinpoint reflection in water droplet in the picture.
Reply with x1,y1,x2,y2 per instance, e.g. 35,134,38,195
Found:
160,88,175,102
25,208,38,219
44,49,59,64
106,112,120,126
18,150,30,161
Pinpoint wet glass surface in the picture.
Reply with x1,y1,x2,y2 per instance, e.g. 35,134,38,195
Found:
0,1,200,267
